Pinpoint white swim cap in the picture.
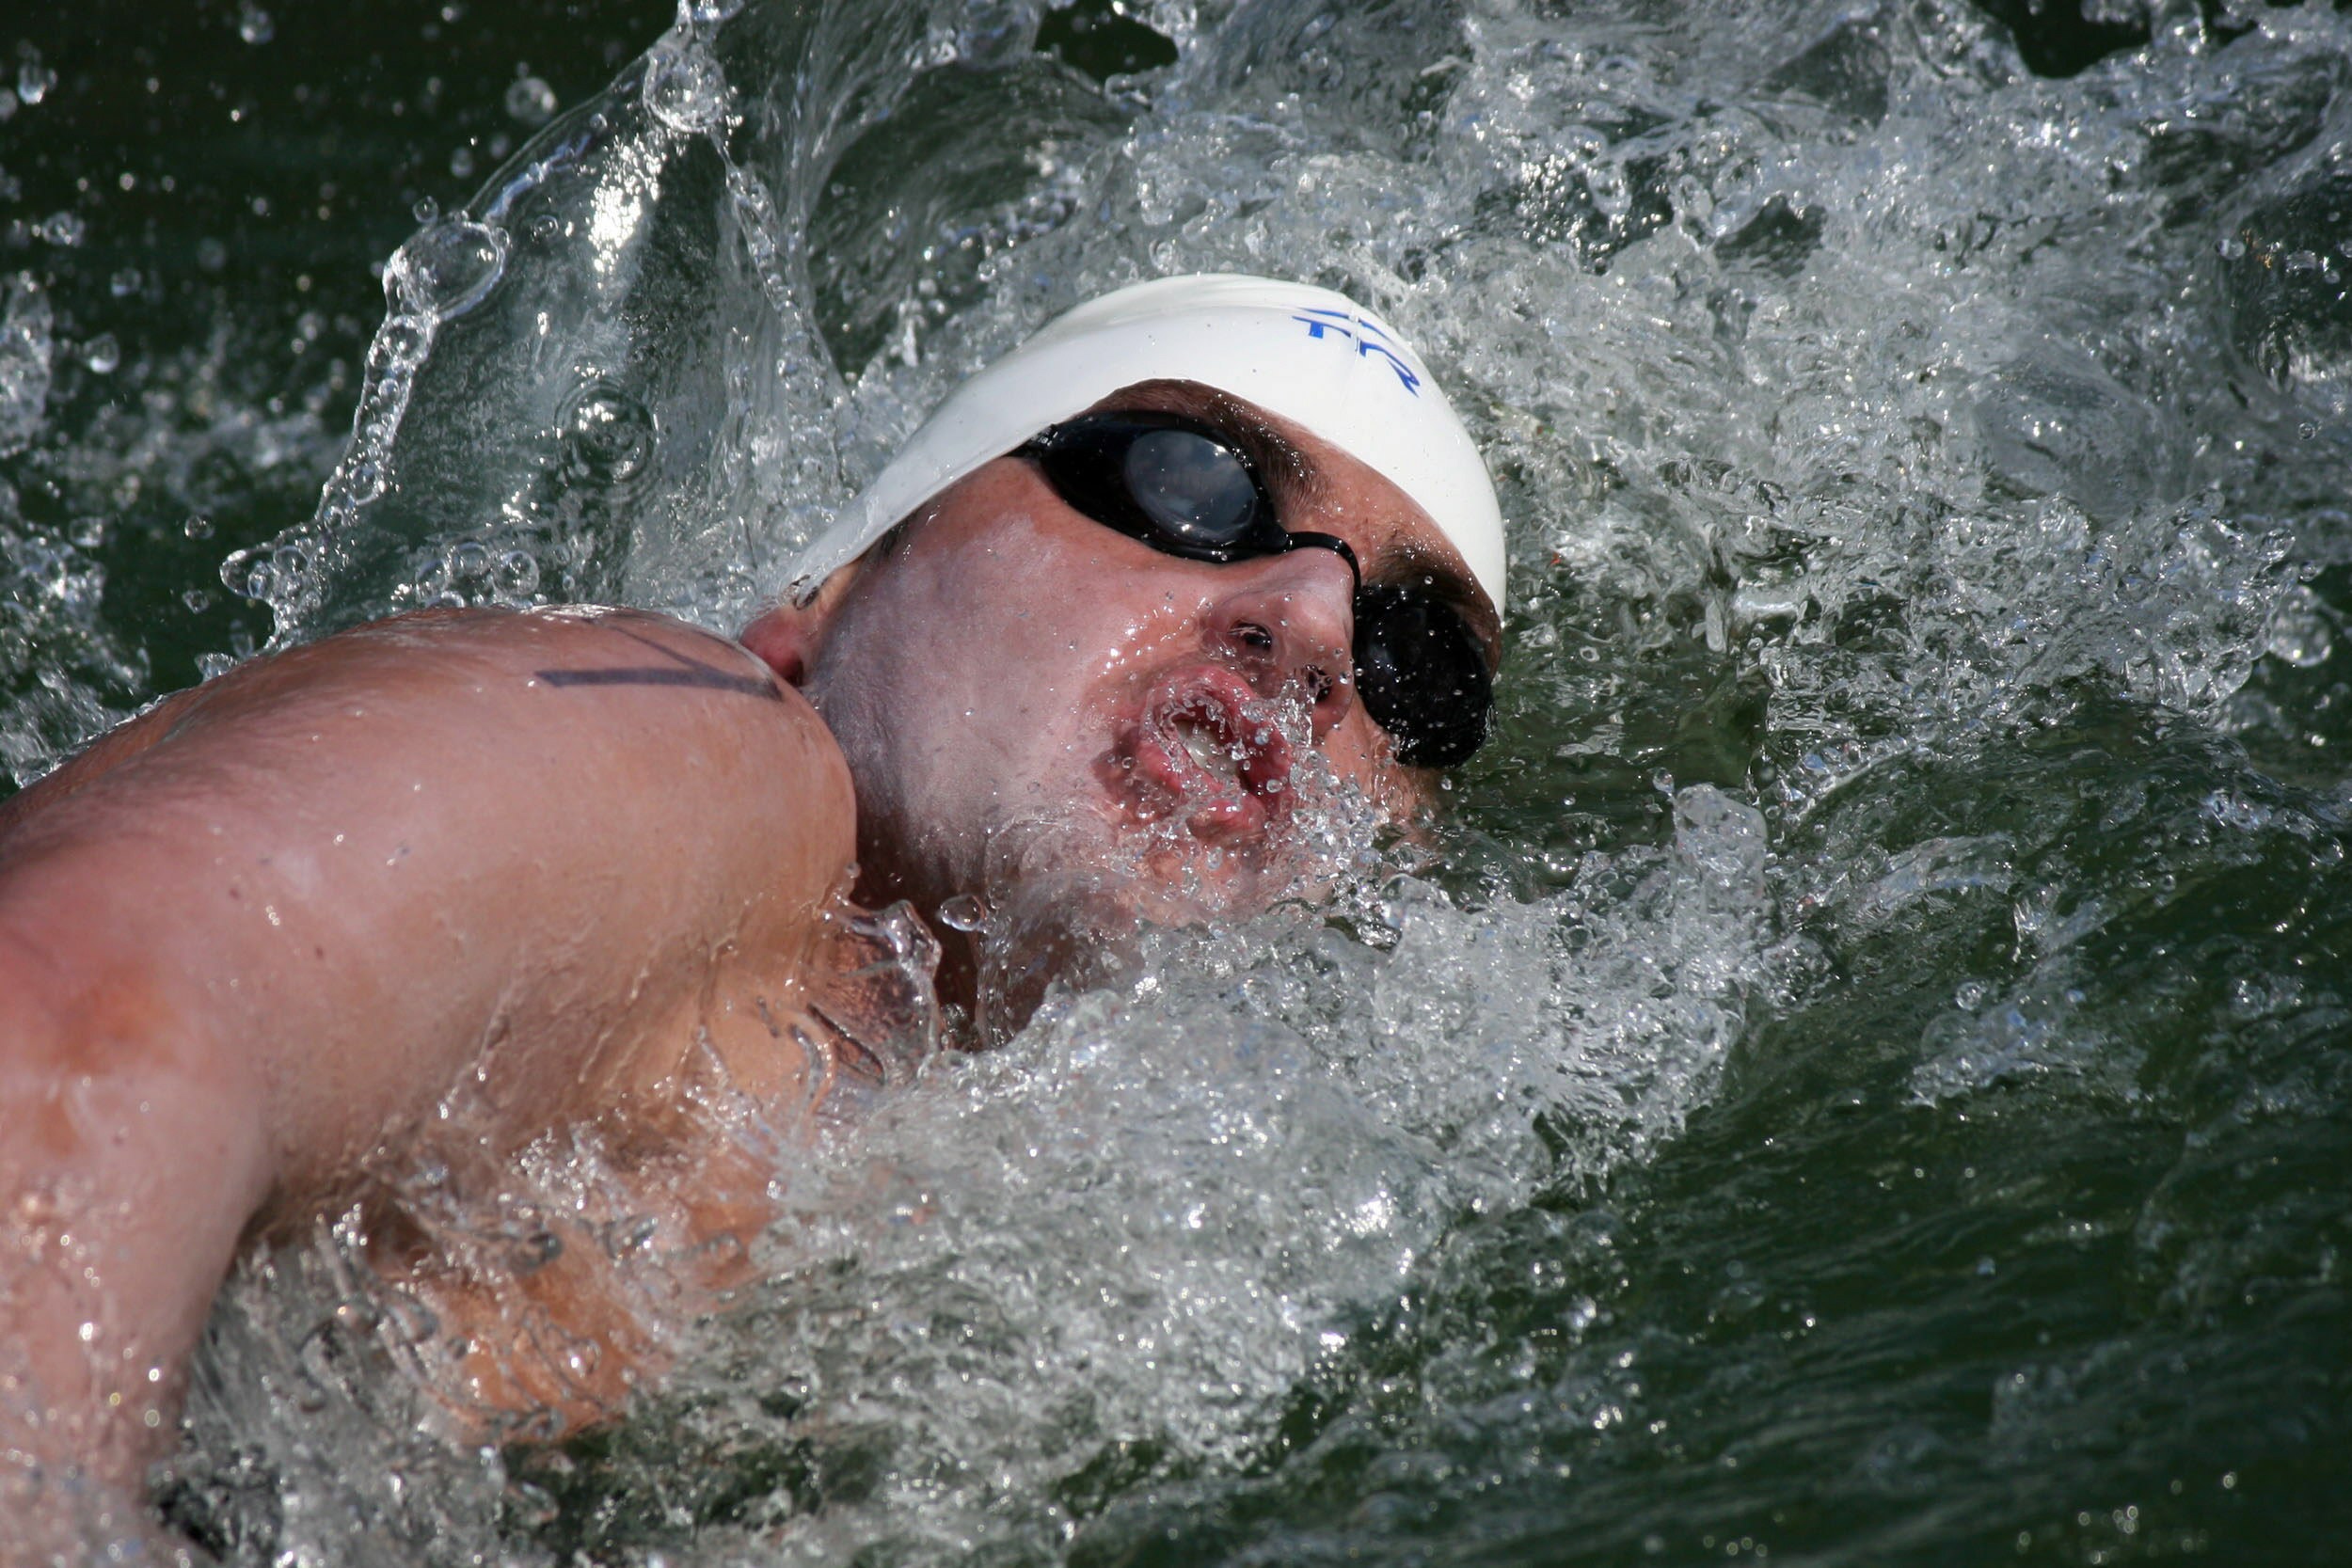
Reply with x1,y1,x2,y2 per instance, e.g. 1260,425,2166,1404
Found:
791,275,1506,614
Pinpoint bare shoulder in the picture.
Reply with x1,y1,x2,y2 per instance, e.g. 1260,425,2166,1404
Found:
0,606,869,1513
7,605,850,854
0,604,860,1172
132,605,819,752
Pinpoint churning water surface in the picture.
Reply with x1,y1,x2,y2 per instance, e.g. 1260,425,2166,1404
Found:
7,0,2352,1561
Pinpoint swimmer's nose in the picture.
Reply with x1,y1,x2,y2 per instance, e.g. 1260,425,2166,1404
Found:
1206,548,1357,739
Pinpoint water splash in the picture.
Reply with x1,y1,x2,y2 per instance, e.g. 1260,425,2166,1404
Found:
0,272,54,458
7,0,2344,1559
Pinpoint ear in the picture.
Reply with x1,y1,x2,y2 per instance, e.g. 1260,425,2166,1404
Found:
739,561,865,688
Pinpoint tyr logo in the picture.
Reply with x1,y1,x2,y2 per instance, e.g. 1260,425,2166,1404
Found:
1292,308,1422,395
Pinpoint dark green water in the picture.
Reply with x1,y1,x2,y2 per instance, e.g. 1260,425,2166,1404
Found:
7,1,2352,1564
0,0,666,769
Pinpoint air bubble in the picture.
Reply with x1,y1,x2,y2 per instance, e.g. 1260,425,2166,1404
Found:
389,219,509,320
236,2,275,44
494,549,541,598
644,39,728,134
560,379,659,486
371,317,432,372
503,74,557,126
81,333,119,374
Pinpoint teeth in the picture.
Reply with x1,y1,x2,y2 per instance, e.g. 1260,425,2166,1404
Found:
1176,716,1244,786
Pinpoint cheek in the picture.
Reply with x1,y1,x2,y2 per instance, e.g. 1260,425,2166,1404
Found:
1324,713,1435,816
839,542,1173,768
978,574,1215,724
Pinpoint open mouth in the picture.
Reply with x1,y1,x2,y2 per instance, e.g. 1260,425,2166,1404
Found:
1116,667,1298,844
1174,703,1247,787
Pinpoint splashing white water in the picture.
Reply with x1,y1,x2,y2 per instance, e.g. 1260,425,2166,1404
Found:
11,0,2332,1558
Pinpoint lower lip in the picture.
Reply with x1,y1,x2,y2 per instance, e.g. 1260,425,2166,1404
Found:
1111,677,1288,844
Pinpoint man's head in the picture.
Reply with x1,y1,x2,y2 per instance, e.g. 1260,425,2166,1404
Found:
743,277,1505,964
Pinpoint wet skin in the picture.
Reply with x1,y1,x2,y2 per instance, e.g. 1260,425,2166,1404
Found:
0,380,1496,1549
0,609,862,1545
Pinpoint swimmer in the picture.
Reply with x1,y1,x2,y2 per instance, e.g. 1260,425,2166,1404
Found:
0,276,1505,1553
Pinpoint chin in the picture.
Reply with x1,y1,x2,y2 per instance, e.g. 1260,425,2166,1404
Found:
941,760,1377,1039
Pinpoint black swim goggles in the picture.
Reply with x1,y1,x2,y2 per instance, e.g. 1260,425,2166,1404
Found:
1017,410,1494,768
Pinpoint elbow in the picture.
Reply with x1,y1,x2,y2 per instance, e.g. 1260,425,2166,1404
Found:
2,915,278,1223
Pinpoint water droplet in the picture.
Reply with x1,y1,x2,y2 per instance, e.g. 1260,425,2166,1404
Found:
18,58,56,107
937,894,992,933
229,549,277,602
508,1481,561,1528
412,196,439,226
644,39,728,134
0,272,56,458
184,515,215,541
2265,584,2334,669
35,212,85,248
389,219,509,319
503,74,557,126
560,379,658,486
81,333,119,374
236,2,275,44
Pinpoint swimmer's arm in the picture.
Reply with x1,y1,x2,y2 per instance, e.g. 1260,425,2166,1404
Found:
0,607,854,1519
